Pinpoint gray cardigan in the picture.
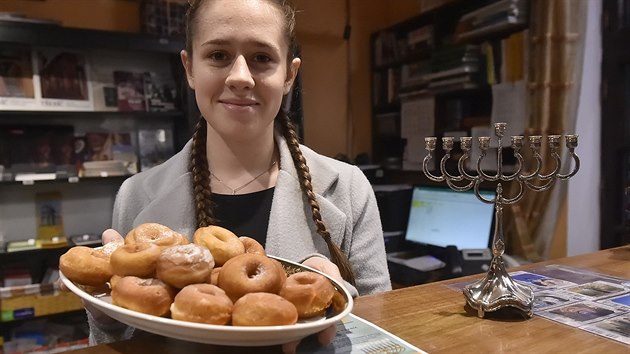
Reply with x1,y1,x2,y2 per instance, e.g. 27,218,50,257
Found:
89,134,391,344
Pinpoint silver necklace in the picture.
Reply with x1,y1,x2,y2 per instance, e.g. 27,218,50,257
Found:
210,160,277,195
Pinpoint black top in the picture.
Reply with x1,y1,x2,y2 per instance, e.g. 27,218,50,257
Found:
211,187,275,246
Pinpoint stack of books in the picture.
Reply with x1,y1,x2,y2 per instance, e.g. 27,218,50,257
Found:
455,0,528,42
423,45,483,93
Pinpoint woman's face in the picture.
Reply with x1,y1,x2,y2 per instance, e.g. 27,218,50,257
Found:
182,0,300,144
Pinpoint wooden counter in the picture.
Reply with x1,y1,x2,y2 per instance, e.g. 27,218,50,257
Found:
70,246,630,354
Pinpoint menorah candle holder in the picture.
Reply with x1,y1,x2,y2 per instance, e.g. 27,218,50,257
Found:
422,122,580,318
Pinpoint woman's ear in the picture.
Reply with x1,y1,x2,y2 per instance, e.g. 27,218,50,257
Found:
284,57,301,95
180,49,195,90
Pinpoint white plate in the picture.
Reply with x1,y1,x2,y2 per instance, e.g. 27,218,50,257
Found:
60,255,353,346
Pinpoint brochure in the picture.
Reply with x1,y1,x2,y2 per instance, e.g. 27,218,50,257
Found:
297,313,426,354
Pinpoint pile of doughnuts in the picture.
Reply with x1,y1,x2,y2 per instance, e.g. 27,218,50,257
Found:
59,223,344,326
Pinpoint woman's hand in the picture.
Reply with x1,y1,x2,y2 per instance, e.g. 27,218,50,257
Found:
281,256,342,354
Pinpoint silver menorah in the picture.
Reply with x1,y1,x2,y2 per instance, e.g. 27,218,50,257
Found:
423,122,580,318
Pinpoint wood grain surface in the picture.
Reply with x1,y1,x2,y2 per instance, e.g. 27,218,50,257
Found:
69,246,630,354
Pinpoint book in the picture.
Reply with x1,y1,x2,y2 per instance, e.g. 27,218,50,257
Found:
114,70,146,111
0,45,37,110
35,191,64,240
84,132,114,162
143,71,177,112
138,128,174,171
79,132,137,175
111,132,137,174
0,124,75,170
35,47,94,110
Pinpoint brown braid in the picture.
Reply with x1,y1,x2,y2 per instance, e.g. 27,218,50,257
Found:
190,118,215,227
277,114,356,286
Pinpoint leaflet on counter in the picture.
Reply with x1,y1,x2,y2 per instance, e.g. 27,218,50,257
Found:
297,313,426,354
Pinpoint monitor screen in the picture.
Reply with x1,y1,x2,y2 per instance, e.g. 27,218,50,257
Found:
405,185,495,249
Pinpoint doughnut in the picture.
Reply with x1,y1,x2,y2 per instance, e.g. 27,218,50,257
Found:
170,284,233,325
279,271,335,318
59,246,112,287
232,292,298,326
239,236,265,255
110,243,162,278
193,226,244,266
111,276,175,317
208,267,221,286
330,289,348,315
100,239,124,257
156,244,215,289
125,223,188,248
110,274,122,289
270,258,286,281
218,253,286,302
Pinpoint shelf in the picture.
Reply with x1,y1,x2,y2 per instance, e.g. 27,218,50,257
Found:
0,110,183,119
0,21,184,54
0,175,131,186
0,308,85,325
0,283,84,323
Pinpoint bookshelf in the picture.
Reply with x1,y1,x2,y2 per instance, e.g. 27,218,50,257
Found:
0,20,195,348
370,0,530,176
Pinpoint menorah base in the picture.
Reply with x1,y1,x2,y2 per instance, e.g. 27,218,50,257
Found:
463,255,534,318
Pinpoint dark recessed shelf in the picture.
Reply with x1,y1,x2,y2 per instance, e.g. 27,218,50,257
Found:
0,110,183,120
0,175,131,186
0,21,184,53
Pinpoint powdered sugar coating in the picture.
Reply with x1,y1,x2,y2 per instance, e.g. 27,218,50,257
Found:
161,243,214,266
100,239,124,256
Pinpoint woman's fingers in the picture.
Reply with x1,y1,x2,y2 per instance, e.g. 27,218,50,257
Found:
102,229,123,244
281,324,337,354
281,340,299,354
317,324,337,346
302,257,343,285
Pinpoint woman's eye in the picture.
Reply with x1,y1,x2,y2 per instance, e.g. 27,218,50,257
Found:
253,54,272,63
208,52,229,61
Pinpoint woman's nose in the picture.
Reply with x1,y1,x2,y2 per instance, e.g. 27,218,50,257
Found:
226,55,254,90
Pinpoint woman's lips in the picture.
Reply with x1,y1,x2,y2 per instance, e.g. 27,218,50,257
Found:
219,99,258,112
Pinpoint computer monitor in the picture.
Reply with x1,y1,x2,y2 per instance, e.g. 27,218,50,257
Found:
404,185,495,250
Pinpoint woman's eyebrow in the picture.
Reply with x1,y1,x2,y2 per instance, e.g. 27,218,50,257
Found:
200,38,280,52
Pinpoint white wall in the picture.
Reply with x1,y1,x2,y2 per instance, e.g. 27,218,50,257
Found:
568,0,601,256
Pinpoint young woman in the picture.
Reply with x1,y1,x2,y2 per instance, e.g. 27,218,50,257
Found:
88,0,391,351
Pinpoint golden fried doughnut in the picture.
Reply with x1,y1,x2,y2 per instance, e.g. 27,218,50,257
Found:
156,244,215,288
125,223,188,248
59,246,112,287
111,276,175,317
170,284,233,325
239,236,265,255
208,266,221,286
193,226,244,266
110,243,162,278
232,292,298,326
279,271,335,318
218,253,286,302
100,239,124,257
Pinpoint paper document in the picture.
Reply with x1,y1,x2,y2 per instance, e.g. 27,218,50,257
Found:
297,313,426,353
